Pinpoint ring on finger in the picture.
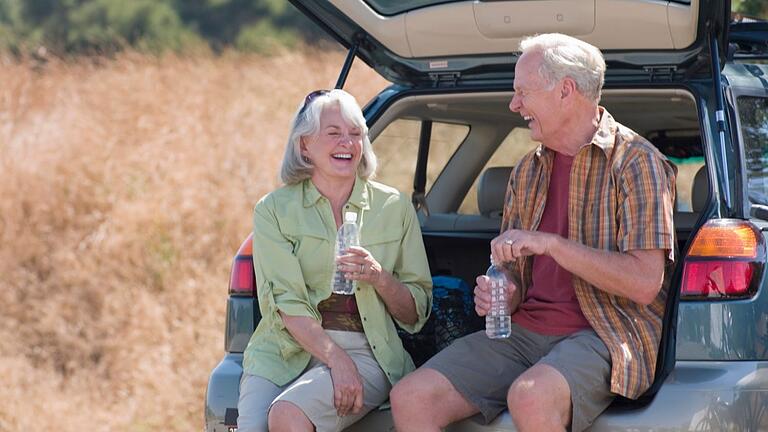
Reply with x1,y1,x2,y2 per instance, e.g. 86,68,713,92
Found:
504,239,514,246
360,264,365,273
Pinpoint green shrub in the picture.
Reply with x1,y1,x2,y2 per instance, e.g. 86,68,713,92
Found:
234,20,299,55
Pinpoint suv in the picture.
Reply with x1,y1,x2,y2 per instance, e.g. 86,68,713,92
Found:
206,1,768,430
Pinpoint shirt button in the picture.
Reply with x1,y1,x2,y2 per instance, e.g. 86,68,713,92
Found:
363,317,367,321
372,345,376,350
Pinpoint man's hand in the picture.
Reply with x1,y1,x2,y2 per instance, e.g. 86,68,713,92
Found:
328,350,364,417
491,229,558,263
474,275,518,317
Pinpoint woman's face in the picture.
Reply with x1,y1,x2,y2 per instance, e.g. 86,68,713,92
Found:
302,103,364,185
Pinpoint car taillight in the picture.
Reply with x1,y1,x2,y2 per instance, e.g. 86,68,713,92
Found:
229,255,255,295
681,219,765,300
229,234,255,296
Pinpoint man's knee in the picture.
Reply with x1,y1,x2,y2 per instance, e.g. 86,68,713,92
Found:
391,368,450,414
507,367,571,430
507,381,548,416
391,371,429,410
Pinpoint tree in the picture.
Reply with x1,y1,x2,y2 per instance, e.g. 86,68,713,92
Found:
734,0,768,20
0,0,327,55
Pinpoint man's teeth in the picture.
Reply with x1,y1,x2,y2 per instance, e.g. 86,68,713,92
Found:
333,153,352,160
523,115,533,121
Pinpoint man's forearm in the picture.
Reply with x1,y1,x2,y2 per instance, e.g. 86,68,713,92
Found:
547,235,665,305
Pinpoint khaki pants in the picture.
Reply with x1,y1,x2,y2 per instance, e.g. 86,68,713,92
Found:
237,330,391,432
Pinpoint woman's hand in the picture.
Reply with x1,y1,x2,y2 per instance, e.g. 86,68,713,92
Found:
338,246,420,325
337,246,385,288
327,349,364,416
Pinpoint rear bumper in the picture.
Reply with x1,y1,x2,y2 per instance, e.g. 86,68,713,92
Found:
206,359,768,431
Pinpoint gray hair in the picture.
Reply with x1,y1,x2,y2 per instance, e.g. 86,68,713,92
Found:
519,33,605,103
280,89,377,185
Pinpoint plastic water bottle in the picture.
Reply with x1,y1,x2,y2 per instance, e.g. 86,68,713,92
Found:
331,211,360,295
485,255,512,338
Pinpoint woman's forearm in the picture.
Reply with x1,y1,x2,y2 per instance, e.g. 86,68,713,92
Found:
373,272,419,325
279,312,347,366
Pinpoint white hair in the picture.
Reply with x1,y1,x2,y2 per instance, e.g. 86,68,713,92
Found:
280,89,377,185
519,33,606,103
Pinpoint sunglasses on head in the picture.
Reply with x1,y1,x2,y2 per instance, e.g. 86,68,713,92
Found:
298,89,330,116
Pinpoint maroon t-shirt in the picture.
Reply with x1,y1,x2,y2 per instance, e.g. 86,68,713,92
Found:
512,152,592,335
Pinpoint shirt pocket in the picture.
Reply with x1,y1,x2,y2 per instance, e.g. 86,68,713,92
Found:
281,225,331,292
361,231,401,272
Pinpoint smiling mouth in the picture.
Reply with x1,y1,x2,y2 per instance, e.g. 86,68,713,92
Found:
332,153,353,160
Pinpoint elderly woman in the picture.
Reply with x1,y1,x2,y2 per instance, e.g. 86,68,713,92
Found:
237,89,433,432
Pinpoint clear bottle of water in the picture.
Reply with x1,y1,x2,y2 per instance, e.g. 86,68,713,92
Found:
486,255,512,338
331,211,360,295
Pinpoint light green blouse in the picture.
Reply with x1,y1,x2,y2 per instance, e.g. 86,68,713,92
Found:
242,177,433,386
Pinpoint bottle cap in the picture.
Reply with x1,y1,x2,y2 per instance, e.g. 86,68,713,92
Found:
344,211,357,223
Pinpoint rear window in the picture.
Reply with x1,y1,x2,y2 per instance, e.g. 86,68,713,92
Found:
459,128,704,215
372,119,468,197
738,95,768,206
459,127,538,214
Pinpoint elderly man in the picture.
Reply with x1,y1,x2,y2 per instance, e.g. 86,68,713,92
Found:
390,33,676,432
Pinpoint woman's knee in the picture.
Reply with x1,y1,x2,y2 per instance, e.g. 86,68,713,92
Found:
268,401,313,432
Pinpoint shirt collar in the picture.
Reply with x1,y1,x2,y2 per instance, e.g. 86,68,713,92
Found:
534,106,616,160
588,107,617,157
302,176,370,210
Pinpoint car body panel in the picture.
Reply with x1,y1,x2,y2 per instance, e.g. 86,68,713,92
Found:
205,354,244,432
224,296,256,353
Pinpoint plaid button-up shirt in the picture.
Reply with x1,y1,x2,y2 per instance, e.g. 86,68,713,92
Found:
501,109,677,399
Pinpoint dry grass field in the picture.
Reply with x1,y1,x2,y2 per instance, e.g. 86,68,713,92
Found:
0,49,387,431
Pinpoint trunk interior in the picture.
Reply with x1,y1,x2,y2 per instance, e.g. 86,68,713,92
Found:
369,88,704,289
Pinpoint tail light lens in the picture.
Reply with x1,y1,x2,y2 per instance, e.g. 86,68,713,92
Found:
229,233,255,296
681,219,765,300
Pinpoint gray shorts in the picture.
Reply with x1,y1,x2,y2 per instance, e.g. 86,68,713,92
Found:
423,324,613,432
237,330,391,432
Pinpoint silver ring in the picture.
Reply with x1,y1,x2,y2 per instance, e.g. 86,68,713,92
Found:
504,239,514,245
360,264,365,273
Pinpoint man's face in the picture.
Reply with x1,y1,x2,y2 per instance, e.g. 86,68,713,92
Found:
509,52,562,143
